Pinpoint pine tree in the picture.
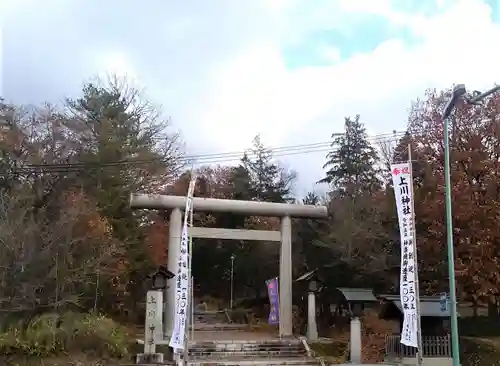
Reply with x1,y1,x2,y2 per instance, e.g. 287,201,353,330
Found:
392,131,412,164
65,79,181,312
392,131,427,187
319,115,381,263
239,135,295,203
302,191,320,205
319,115,380,195
211,136,296,298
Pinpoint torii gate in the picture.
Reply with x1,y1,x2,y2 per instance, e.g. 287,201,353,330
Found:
130,194,328,337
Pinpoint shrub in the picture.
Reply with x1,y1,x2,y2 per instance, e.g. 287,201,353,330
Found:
461,337,500,366
310,339,349,364
198,295,225,310
460,317,500,338
292,305,304,334
227,308,251,324
361,310,398,363
0,312,131,359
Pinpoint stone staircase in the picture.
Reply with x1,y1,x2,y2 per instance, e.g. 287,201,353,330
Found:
184,309,321,365
132,308,321,365
187,339,320,366
191,309,247,332
194,309,229,323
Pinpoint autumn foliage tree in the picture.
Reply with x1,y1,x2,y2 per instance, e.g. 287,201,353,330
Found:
0,76,183,320
153,137,296,299
408,89,500,306
319,115,392,276
5,70,500,341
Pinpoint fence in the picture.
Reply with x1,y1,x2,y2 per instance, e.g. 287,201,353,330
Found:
385,334,451,358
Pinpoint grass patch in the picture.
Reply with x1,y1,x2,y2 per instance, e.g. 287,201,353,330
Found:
461,336,500,366
0,312,132,364
310,340,349,364
0,353,122,366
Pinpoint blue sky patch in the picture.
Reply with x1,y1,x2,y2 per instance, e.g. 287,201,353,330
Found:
390,0,445,17
486,0,500,22
281,0,500,70
282,13,419,69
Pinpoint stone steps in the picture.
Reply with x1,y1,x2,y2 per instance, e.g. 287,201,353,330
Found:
190,323,247,332
189,352,308,359
189,340,303,345
194,310,229,324
130,340,320,365
186,339,319,365
189,347,306,353
189,347,306,357
187,358,319,366
188,341,303,350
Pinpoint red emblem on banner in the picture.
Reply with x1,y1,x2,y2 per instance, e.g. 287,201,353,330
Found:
392,166,410,175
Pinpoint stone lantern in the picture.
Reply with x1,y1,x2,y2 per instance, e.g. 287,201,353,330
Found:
147,265,175,291
295,269,324,342
336,288,378,364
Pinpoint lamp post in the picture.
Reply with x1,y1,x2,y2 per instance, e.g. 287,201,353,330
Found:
230,254,236,309
442,84,466,366
442,84,500,366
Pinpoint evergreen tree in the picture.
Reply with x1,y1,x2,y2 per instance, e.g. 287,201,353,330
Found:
216,136,296,299
392,131,427,187
65,79,182,313
240,135,295,203
319,115,382,264
319,115,380,195
0,99,19,192
302,191,320,205
392,131,412,164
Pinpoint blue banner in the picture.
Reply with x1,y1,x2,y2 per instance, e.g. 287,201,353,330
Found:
266,277,280,325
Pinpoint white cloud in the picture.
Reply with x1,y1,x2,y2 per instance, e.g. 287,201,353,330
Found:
96,51,135,79
186,0,500,193
3,0,500,193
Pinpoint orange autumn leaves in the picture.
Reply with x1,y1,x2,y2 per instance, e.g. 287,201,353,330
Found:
408,89,500,303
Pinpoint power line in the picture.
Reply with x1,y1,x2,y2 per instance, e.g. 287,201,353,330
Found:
12,133,407,174
3,130,415,177
15,130,407,173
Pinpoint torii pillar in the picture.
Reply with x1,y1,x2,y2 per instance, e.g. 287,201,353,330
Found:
130,194,328,338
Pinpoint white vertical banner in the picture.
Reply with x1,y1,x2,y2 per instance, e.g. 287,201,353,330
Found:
391,163,419,348
169,174,196,350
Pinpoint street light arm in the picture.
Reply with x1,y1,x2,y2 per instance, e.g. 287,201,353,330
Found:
466,85,500,104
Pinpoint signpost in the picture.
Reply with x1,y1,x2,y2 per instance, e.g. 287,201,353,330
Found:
136,290,164,364
440,293,448,313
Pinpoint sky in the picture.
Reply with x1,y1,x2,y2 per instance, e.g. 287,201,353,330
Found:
2,0,500,196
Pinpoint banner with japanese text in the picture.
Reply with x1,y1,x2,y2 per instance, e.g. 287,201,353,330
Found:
391,163,419,348
169,175,196,350
266,277,280,325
